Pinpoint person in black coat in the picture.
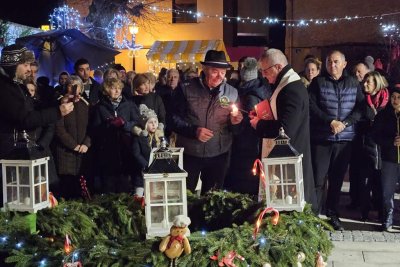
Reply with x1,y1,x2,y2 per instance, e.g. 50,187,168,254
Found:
372,87,400,231
131,104,164,197
91,77,140,193
225,57,271,195
249,49,317,211
0,44,74,206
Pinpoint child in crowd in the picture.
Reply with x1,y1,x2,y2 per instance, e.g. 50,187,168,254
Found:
131,104,164,197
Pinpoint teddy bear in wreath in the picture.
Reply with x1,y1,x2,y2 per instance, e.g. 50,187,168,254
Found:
159,215,191,267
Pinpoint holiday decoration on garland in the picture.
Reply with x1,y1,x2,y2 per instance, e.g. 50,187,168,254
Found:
0,191,333,266
210,250,245,267
159,215,191,267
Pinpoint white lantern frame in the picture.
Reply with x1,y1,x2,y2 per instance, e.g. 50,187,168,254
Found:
144,145,188,239
258,128,306,212
260,155,305,212
1,157,50,213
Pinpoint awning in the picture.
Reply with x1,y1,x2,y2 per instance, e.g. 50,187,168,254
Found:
146,40,229,63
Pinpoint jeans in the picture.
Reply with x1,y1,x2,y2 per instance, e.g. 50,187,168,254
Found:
381,161,400,213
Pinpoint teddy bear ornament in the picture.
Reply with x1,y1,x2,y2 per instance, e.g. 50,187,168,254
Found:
159,215,191,267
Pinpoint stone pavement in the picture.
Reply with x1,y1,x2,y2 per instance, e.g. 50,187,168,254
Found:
325,182,400,266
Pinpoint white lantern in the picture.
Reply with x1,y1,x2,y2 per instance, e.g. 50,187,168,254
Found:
1,131,50,213
144,140,187,239
259,128,305,212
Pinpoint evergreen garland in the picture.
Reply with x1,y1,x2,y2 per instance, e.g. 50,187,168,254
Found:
0,192,333,266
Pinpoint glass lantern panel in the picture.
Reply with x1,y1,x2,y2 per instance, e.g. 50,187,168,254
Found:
283,184,298,205
19,166,30,185
41,183,47,202
35,185,40,204
267,164,281,185
168,205,183,222
40,164,47,183
167,181,182,203
34,165,40,184
150,206,165,226
150,181,165,203
19,187,31,205
269,183,283,205
5,166,17,185
282,164,296,184
6,186,17,203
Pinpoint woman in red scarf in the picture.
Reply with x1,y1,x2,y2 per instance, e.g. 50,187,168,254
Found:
358,71,389,221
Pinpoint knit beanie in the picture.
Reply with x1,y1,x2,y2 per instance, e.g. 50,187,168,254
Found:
240,57,258,82
0,44,35,67
0,44,35,79
132,104,164,137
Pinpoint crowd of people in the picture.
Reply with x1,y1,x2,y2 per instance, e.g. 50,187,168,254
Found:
1,43,400,232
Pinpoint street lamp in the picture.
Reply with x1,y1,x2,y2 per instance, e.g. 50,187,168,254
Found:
129,23,139,47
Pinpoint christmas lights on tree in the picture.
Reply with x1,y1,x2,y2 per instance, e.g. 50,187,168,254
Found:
106,13,132,49
49,5,83,30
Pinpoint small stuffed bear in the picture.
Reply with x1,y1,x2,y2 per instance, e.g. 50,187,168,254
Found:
159,215,191,266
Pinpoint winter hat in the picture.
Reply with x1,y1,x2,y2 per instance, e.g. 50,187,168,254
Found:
0,44,35,67
132,104,164,136
240,57,258,82
364,55,375,71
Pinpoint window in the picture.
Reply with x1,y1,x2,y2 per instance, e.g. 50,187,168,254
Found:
172,0,197,23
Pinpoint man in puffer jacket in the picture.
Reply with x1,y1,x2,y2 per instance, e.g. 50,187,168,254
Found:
309,50,364,230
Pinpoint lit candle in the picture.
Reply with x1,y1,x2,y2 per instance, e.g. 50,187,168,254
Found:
285,195,293,205
231,104,239,116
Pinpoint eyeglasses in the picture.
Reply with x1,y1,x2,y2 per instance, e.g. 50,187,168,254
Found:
260,64,276,73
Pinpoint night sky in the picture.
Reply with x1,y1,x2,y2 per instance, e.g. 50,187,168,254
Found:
0,0,59,27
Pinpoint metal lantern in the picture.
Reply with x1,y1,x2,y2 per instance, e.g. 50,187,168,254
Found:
144,139,188,239
1,131,50,213
259,128,305,212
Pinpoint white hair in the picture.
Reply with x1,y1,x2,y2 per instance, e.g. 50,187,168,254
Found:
260,48,288,66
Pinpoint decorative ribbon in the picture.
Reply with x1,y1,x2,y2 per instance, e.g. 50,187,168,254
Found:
210,250,245,267
252,159,266,190
253,207,280,240
64,234,71,254
79,176,91,200
48,192,58,208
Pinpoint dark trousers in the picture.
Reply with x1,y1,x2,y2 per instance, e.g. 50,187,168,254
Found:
348,139,362,206
359,164,382,216
312,141,352,216
184,152,229,194
381,161,400,213
59,174,83,200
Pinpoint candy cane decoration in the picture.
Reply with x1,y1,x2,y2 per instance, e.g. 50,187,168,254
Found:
252,159,266,190
64,234,72,254
253,207,280,240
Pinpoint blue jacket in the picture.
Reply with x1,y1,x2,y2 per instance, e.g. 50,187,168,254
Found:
309,74,364,142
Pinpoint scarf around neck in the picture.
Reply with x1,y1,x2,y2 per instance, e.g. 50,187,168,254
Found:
366,88,389,110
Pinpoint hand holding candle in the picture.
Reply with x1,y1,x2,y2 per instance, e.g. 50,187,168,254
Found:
230,103,243,125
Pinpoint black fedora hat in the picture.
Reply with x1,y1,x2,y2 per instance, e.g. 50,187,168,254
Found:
200,50,232,68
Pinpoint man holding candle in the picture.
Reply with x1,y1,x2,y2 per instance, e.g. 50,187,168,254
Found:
249,48,317,212
171,50,243,194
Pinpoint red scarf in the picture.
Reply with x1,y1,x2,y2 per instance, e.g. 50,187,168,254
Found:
366,88,389,110
167,234,184,249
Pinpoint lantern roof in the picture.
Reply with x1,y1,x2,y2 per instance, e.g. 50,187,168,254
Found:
4,131,46,160
268,128,300,158
145,138,185,174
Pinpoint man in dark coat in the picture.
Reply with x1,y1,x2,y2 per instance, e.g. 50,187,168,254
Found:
171,50,243,194
249,48,317,212
0,44,74,206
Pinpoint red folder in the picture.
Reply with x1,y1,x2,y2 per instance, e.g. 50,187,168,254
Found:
254,99,274,120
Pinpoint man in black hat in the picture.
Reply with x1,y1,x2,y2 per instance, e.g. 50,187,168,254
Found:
0,44,74,205
171,50,243,194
